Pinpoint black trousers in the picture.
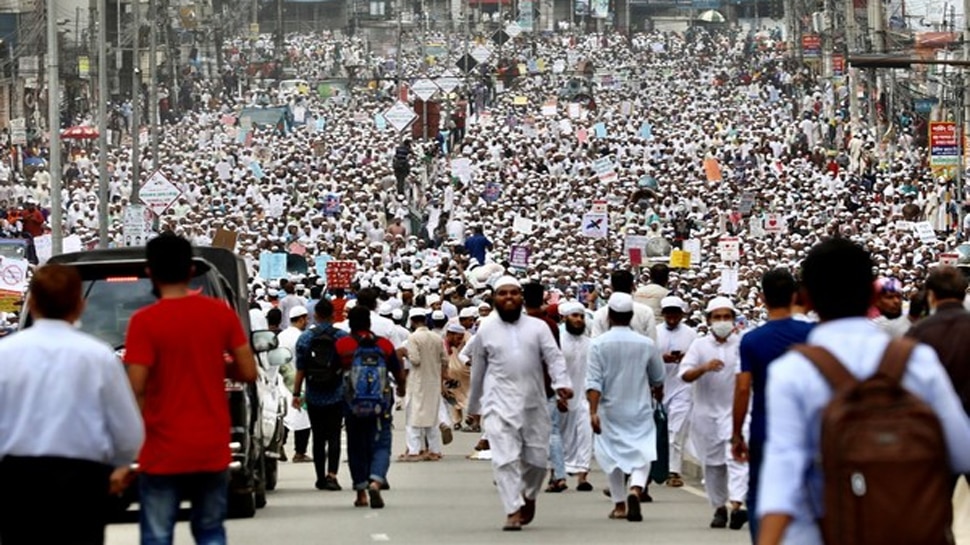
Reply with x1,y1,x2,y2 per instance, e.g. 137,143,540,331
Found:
0,456,113,545
283,427,311,455
307,403,344,480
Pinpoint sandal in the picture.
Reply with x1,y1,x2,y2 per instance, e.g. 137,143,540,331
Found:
608,509,627,520
544,479,568,493
354,497,368,508
666,474,685,488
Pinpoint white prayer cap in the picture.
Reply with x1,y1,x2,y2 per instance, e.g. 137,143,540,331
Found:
431,310,447,321
492,275,521,290
608,293,634,313
559,301,585,316
289,306,308,319
426,294,441,305
408,307,428,320
705,296,736,314
446,323,466,334
378,303,394,316
661,296,687,312
392,308,403,321
459,307,478,319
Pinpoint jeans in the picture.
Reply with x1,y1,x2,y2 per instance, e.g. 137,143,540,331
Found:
548,399,567,481
307,402,344,481
139,470,229,545
345,412,393,490
748,440,763,544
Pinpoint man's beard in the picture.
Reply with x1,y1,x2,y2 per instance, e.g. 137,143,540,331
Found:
565,323,585,336
881,309,902,320
497,306,522,323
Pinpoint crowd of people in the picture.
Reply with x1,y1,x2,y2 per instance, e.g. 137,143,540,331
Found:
1,16,970,545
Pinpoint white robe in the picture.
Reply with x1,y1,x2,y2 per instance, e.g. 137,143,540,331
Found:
559,329,592,474
679,333,741,466
586,326,666,474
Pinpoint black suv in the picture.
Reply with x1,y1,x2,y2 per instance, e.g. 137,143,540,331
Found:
20,246,269,518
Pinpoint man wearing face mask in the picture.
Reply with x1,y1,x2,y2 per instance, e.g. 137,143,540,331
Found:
680,296,748,531
655,296,696,488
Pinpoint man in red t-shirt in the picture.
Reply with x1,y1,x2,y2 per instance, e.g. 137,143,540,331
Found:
334,307,406,510
20,201,45,238
124,234,256,544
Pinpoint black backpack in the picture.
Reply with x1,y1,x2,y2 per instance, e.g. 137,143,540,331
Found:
305,326,341,390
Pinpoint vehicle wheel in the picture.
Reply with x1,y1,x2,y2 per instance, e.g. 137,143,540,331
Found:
227,490,256,519
264,457,278,491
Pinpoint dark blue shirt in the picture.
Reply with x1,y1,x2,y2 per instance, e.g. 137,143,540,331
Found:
463,233,492,265
295,322,348,407
740,318,814,446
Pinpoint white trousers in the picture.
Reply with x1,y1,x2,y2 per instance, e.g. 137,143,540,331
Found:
664,393,691,474
703,459,749,508
607,466,648,504
484,411,550,515
405,425,442,455
560,403,593,474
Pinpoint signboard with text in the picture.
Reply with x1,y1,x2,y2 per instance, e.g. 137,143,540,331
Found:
929,121,959,175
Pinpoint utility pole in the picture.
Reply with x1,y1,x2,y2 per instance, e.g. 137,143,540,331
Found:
131,0,142,201
149,0,158,170
98,0,109,247
960,0,970,233
867,0,886,141
844,0,860,126
48,0,63,254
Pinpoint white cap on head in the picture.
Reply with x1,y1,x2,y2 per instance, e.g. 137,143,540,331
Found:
661,296,687,312
289,306,309,319
431,310,447,321
492,275,521,290
459,307,478,319
408,307,428,320
705,296,736,314
392,308,403,321
378,302,394,316
559,301,586,316
446,323,466,334
608,293,634,313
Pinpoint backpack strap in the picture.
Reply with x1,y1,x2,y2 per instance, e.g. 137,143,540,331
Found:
874,338,917,385
792,344,857,392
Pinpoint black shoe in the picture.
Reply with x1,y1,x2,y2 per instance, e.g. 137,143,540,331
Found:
380,480,390,490
367,487,384,509
710,507,728,528
626,493,642,522
576,481,593,492
638,489,653,503
729,508,749,530
324,475,342,491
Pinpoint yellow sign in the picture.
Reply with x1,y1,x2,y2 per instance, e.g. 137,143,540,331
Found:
249,23,259,37
513,96,528,106
669,250,692,269
0,289,21,313
77,56,89,78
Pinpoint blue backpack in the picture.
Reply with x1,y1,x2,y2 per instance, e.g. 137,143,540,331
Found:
345,334,390,417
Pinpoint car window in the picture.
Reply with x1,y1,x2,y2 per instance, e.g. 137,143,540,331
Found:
77,274,214,348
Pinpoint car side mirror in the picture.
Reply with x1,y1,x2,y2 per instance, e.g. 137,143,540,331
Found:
251,330,279,353
265,347,292,367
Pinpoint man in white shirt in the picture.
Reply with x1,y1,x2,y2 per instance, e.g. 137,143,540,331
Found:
655,296,697,488
277,306,313,462
591,270,657,341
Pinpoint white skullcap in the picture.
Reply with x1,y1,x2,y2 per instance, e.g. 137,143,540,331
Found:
660,296,687,312
446,323,466,334
289,306,308,319
705,296,736,314
459,306,479,319
391,308,403,321
559,301,586,316
408,307,428,320
492,275,521,289
431,310,447,321
608,293,634,313
378,302,394,316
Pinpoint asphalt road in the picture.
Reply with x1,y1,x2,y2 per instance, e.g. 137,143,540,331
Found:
106,427,753,545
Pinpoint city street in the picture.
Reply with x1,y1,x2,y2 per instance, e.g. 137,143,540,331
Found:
105,428,752,545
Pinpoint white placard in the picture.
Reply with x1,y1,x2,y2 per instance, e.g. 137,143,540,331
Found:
683,239,702,266
139,170,182,216
718,236,740,262
913,221,938,244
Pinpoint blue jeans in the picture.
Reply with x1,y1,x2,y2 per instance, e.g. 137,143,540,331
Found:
548,399,567,481
139,470,229,545
345,412,393,490
748,441,763,544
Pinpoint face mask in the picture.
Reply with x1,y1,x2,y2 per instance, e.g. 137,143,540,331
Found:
710,321,734,339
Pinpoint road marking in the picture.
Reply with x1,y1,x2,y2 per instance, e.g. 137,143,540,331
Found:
370,534,390,541
679,484,709,500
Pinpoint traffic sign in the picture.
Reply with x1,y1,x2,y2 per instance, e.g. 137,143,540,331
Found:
139,170,182,216
0,257,28,292
471,46,492,65
456,54,478,74
123,204,153,247
10,118,26,146
505,22,523,38
410,78,439,102
382,101,417,132
436,71,461,94
491,30,511,46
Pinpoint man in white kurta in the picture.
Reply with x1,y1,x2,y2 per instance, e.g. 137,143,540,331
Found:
679,296,748,529
655,296,697,487
586,293,666,522
467,276,573,531
558,302,593,490
590,270,657,341
402,309,449,460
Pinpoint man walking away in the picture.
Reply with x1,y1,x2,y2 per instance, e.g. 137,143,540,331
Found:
0,265,144,545
906,265,970,487
125,234,257,545
758,239,970,545
732,269,813,543
401,308,449,461
334,307,406,509
587,293,666,522
591,270,656,340
293,299,348,490
467,276,573,531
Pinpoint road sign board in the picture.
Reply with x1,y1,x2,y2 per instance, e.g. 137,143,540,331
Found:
123,204,153,247
471,46,492,65
491,30,511,46
382,101,417,132
456,54,478,74
10,118,26,146
505,22,523,38
139,170,182,216
410,78,439,101
0,257,28,292
436,71,461,94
